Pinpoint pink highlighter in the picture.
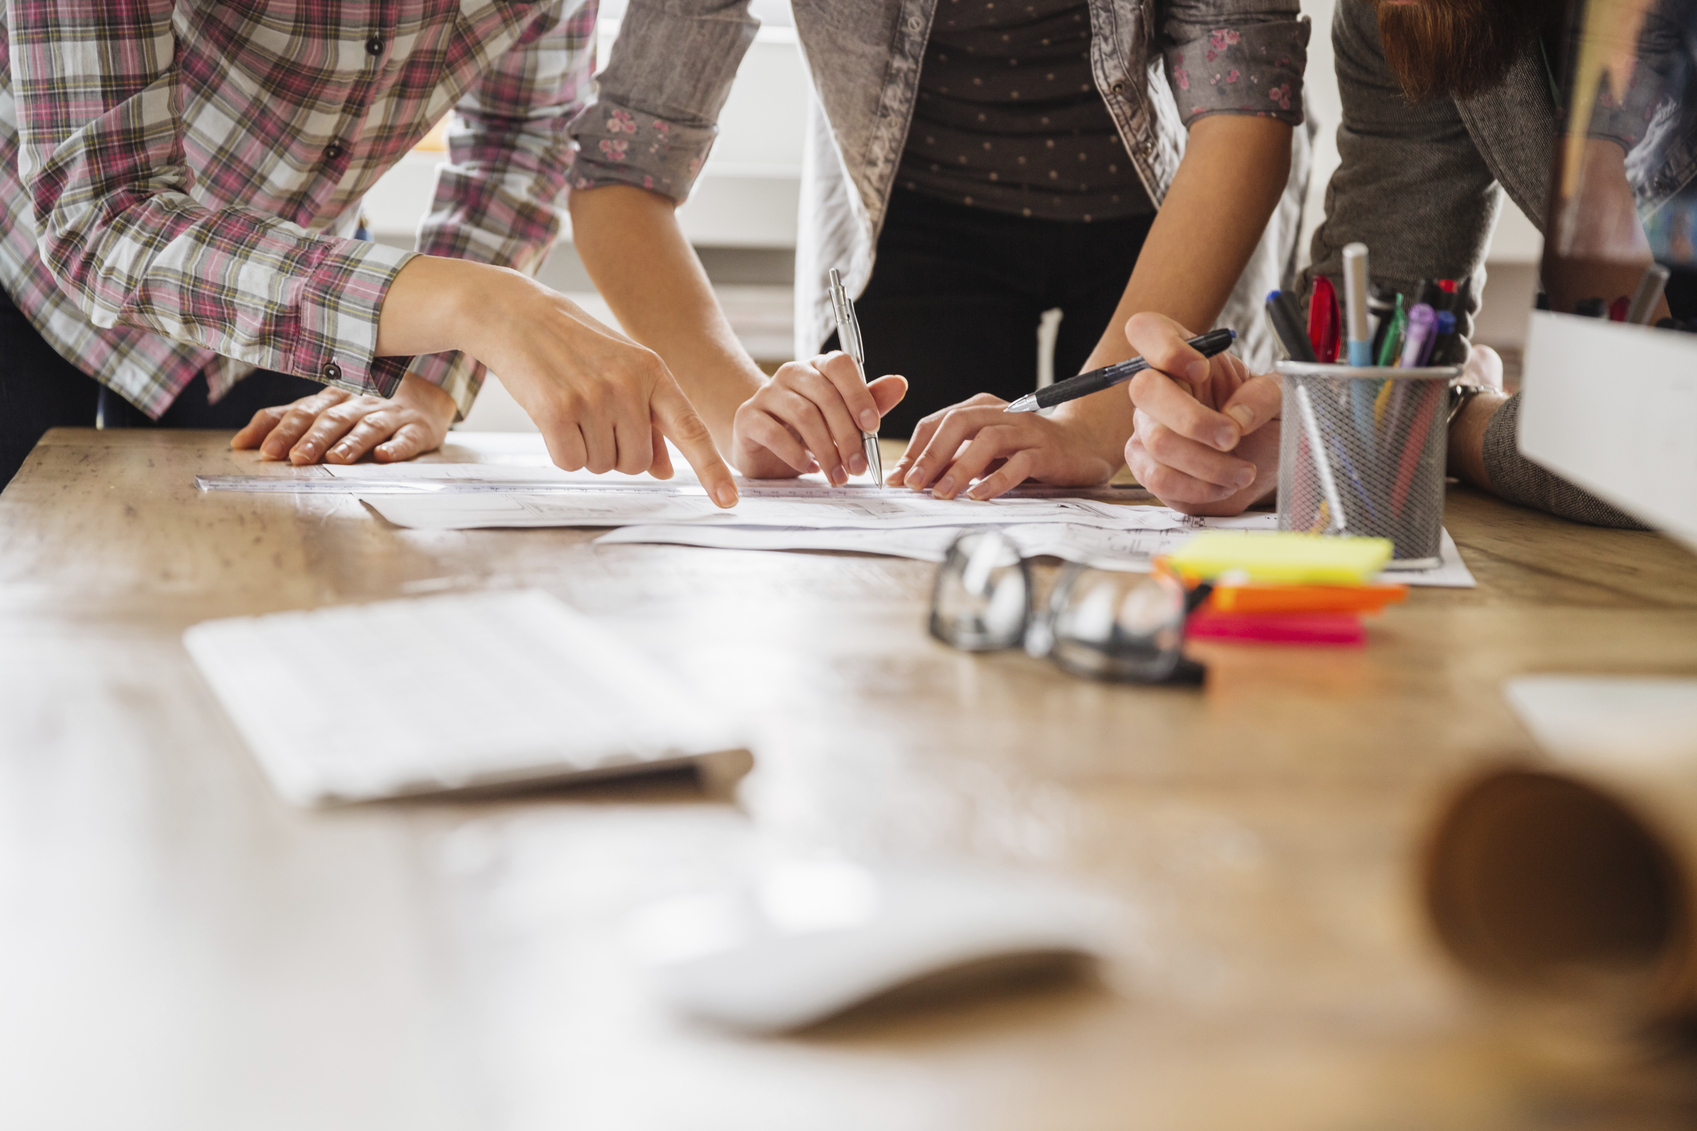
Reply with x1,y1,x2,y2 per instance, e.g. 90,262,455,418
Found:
1186,610,1366,647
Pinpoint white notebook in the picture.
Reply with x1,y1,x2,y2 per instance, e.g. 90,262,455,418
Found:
184,589,753,806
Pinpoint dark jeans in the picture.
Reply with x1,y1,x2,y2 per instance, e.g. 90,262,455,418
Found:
829,188,1155,438
0,288,324,490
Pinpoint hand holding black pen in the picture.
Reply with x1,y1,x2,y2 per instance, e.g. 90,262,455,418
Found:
1006,329,1238,414
1119,314,1281,514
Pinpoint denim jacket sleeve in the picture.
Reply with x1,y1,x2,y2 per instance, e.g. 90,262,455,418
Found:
1161,0,1309,128
566,0,759,204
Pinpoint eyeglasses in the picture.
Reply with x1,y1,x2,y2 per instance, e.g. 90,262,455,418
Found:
928,529,1211,685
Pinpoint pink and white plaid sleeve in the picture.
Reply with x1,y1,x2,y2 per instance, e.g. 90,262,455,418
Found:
10,0,416,396
407,1,597,418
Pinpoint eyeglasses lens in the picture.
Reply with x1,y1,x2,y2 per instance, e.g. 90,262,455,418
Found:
1047,567,1187,682
929,530,1031,651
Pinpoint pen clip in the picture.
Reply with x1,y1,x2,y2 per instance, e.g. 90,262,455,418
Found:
828,268,864,367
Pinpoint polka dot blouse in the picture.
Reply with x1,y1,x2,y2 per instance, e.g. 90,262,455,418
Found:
898,0,1307,223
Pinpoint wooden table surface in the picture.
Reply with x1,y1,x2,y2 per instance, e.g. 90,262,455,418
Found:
4,428,1697,1131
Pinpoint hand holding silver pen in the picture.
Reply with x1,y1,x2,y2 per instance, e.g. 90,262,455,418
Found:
828,269,884,487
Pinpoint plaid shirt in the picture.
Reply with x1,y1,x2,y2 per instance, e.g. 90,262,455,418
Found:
1,0,595,420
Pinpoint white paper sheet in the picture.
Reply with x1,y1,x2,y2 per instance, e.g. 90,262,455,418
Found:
323,463,1146,500
362,486,1172,532
595,518,1478,587
183,590,752,806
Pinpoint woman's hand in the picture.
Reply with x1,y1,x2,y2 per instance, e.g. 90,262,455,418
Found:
1121,313,1281,516
888,393,1120,500
231,373,456,465
729,352,907,481
375,257,739,507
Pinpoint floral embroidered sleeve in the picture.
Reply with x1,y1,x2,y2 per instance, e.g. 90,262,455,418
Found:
565,0,759,203
1163,1,1309,129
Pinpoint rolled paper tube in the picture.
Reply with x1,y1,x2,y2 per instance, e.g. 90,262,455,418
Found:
1423,676,1697,1021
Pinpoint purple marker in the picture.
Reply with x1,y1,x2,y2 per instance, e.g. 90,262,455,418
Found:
1398,303,1437,368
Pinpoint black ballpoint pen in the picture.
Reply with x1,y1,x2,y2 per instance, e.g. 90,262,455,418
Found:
1004,328,1237,413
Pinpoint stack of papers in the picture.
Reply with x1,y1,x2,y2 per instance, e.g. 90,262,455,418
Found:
348,477,1475,588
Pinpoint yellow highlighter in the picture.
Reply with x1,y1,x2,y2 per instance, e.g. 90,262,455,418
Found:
1161,532,1394,586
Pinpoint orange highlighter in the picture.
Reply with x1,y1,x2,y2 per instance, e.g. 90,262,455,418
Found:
1207,584,1407,615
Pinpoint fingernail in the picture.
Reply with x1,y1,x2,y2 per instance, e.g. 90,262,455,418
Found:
849,453,867,475
715,483,738,507
1214,426,1237,451
334,444,353,458
1226,405,1255,430
907,464,926,488
1233,467,1255,489
1187,360,1210,383
858,409,879,430
829,466,846,486
935,475,955,497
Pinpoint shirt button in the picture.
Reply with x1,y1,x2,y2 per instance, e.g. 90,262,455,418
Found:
907,15,922,31
323,362,342,382
1111,79,1126,94
324,141,345,161
365,36,384,56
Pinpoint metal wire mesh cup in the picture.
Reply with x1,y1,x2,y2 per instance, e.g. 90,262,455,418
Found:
1275,362,1462,569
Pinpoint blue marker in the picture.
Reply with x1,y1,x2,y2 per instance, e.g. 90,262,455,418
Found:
1342,243,1377,459
1342,243,1373,365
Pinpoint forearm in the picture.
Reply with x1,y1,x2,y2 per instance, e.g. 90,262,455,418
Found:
568,185,766,452
376,255,503,358
1058,117,1293,459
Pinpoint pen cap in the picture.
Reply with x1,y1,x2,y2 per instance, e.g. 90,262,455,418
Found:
1274,360,1460,567
1398,303,1438,368
1341,243,1372,345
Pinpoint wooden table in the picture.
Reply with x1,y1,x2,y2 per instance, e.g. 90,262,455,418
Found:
4,428,1697,1130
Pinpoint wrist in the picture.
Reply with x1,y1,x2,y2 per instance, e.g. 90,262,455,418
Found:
378,256,526,361
1446,390,1508,490
397,371,458,421
445,262,530,363
695,358,768,452
1052,397,1133,471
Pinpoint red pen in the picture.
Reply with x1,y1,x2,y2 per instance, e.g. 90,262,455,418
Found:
1309,276,1341,363
1609,296,1631,322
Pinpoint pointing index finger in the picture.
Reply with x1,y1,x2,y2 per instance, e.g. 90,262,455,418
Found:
651,374,738,508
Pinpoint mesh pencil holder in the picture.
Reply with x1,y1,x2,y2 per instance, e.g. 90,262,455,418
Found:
1274,362,1462,569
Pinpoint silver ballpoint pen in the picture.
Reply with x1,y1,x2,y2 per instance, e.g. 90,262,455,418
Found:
827,268,883,487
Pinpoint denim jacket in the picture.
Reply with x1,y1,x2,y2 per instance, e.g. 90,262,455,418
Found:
569,0,1313,371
